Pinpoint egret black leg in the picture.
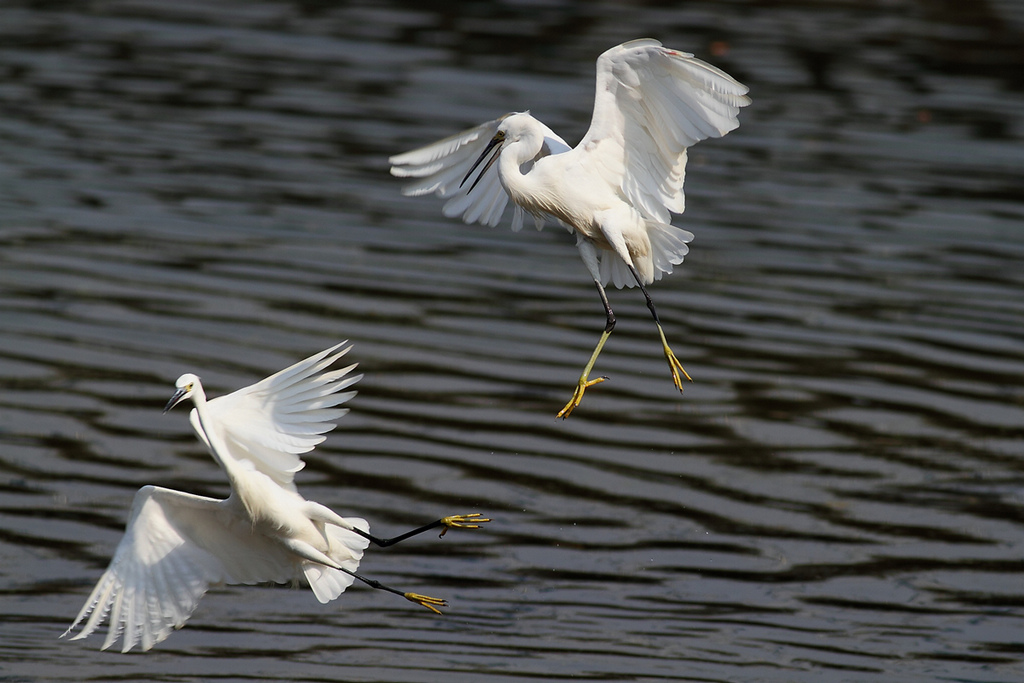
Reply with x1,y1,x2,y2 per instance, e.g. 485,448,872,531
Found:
340,567,447,614
596,279,616,333
350,514,490,548
626,264,692,391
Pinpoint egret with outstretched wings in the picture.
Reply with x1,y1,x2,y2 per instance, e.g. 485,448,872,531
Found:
62,343,489,652
391,39,750,416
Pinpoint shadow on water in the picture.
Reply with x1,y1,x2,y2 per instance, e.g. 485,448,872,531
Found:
1,0,1024,681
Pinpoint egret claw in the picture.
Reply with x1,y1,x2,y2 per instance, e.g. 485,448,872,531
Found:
557,376,607,419
405,592,448,614
664,348,692,393
439,513,492,537
656,324,691,393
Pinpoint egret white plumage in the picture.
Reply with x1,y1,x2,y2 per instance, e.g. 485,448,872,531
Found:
61,342,489,652
390,39,750,417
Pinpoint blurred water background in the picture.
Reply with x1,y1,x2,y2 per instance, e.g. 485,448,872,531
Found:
2,1,1024,681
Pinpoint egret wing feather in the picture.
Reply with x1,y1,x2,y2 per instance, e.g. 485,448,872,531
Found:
197,343,361,489
62,486,296,653
388,117,505,190
391,117,507,205
577,38,750,225
390,115,568,230
511,204,525,232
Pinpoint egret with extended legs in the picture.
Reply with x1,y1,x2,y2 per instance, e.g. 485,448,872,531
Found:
390,39,750,416
62,342,489,652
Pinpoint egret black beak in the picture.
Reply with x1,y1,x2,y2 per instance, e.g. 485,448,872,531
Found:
460,134,503,193
163,388,188,414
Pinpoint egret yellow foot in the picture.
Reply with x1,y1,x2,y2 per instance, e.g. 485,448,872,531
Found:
557,327,613,419
557,375,608,419
657,324,692,393
439,513,492,537
405,592,448,614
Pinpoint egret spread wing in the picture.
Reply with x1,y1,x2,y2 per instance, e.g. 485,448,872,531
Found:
578,38,751,224
195,343,361,490
390,115,570,231
62,486,295,653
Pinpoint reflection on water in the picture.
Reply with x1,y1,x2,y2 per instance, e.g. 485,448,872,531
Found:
2,0,1023,681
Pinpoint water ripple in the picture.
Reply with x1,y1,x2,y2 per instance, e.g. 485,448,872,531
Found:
2,1,1024,681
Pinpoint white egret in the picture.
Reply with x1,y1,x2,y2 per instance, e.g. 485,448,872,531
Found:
62,342,490,652
390,39,750,417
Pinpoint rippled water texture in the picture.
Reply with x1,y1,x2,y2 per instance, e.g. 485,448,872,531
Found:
2,1,1024,681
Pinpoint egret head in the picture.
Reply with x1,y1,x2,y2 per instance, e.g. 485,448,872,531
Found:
498,112,536,138
164,373,200,413
461,112,543,193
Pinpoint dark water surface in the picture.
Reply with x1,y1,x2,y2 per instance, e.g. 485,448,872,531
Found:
2,1,1024,681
